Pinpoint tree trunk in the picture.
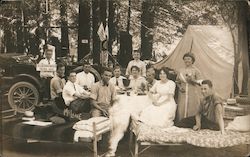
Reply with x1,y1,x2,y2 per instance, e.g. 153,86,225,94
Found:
238,1,249,95
60,0,69,57
4,27,16,53
126,0,131,33
78,0,90,61
141,0,154,60
231,29,240,95
16,18,24,53
92,0,100,64
108,0,115,55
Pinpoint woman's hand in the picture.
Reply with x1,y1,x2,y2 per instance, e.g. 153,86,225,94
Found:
179,87,185,93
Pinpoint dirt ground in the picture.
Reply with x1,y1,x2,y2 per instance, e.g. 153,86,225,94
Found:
1,132,250,157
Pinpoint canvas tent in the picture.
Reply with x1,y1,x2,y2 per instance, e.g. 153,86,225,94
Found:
154,25,242,99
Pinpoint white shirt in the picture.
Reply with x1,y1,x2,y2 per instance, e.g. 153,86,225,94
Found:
126,60,146,77
62,81,90,106
38,58,56,78
129,76,147,91
76,71,95,89
109,76,126,89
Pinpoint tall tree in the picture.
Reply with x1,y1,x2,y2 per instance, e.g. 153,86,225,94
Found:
92,0,100,64
215,1,240,95
237,1,249,95
60,0,69,57
16,2,24,53
141,0,154,60
108,0,116,54
78,0,90,61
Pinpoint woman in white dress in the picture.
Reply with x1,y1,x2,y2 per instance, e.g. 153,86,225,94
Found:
138,67,177,128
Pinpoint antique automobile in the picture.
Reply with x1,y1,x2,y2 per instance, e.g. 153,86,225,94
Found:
0,53,101,113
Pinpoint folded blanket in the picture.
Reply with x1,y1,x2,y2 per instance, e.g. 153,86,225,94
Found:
73,116,110,132
74,126,110,142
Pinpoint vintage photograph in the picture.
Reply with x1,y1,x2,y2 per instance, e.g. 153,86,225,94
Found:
1,0,250,157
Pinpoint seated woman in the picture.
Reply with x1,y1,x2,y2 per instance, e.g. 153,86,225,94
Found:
128,65,147,93
135,67,177,128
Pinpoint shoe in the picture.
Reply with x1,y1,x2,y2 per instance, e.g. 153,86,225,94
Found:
104,151,115,157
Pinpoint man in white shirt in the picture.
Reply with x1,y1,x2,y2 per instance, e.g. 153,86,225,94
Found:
38,48,56,78
109,65,126,91
76,61,95,91
125,49,146,78
63,71,91,114
38,48,56,101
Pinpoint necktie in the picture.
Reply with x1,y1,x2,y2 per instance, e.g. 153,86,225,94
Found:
48,60,50,64
73,83,76,91
116,78,119,86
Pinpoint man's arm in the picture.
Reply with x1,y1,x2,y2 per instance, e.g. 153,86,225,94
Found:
125,61,132,76
141,61,146,77
193,114,201,131
75,87,90,99
215,104,225,134
53,80,63,94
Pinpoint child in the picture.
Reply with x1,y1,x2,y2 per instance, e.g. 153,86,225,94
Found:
109,65,126,91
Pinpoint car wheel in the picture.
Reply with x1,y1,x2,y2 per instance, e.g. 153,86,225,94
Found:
8,82,39,113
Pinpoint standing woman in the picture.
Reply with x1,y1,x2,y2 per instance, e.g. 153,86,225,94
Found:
176,52,202,122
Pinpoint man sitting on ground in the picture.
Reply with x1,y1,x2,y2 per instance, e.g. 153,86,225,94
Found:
62,71,91,118
50,63,66,110
176,79,225,134
90,67,117,117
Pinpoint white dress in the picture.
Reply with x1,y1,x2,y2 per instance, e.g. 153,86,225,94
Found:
139,80,177,128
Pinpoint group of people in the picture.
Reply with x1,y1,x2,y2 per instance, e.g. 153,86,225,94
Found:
38,47,225,157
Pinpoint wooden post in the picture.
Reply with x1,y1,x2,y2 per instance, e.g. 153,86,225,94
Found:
134,138,139,157
93,122,98,157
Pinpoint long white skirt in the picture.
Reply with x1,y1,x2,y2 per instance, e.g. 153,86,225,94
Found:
139,100,177,128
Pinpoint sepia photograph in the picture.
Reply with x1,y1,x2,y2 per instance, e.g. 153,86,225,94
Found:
1,0,250,156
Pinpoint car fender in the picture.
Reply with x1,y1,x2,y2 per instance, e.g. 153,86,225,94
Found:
13,74,43,92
